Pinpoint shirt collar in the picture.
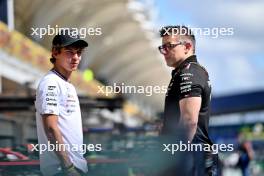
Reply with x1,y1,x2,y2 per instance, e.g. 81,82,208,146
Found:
171,55,198,77
51,69,68,82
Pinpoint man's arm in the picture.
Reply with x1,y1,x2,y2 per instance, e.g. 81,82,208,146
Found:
42,115,82,176
42,114,72,168
179,97,201,141
37,79,81,175
244,141,254,160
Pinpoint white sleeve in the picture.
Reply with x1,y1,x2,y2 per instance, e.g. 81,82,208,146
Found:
36,79,60,115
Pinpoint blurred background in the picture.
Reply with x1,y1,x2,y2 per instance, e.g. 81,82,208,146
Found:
0,0,263,175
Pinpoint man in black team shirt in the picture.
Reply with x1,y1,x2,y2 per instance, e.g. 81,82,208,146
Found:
158,25,218,176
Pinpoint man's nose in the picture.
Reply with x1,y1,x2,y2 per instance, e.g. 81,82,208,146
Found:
72,53,79,60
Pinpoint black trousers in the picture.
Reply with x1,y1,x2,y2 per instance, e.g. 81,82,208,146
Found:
159,151,219,176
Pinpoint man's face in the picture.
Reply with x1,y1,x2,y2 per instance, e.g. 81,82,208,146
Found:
161,35,186,68
54,46,84,72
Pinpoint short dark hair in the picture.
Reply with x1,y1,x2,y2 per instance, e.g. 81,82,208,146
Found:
159,25,196,53
50,46,62,64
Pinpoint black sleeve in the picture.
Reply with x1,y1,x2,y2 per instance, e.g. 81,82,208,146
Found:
177,65,204,100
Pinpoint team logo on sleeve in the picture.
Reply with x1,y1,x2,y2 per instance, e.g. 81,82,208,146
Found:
46,92,57,97
179,72,193,94
47,102,57,106
182,77,190,81
180,85,192,93
48,85,56,90
65,93,77,114
46,98,56,102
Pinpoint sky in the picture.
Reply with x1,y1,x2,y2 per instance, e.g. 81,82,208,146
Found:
153,0,264,96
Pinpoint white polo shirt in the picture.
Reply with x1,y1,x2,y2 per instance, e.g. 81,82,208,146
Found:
35,70,88,176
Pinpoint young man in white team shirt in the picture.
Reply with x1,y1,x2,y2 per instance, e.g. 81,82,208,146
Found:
35,31,88,176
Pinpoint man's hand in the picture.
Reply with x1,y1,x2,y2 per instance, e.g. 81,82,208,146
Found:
65,167,82,176
63,164,82,176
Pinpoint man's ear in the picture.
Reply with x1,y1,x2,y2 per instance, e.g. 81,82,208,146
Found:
185,42,191,50
184,42,192,53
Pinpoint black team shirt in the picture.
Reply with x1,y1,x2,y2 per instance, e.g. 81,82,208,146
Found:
162,55,213,146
